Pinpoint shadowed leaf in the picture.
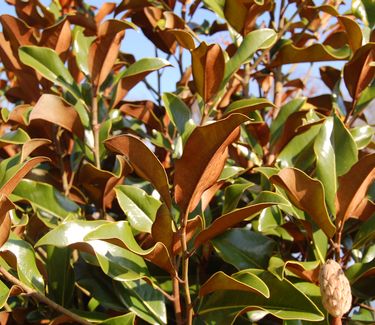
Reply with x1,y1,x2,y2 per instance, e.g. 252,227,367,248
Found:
29,94,84,139
194,192,289,248
212,228,275,270
199,270,269,298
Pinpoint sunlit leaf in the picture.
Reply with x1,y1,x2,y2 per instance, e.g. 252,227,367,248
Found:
174,113,249,213
198,269,324,323
1,233,45,293
105,135,171,208
199,270,269,297
192,42,225,102
115,185,161,233
270,168,336,238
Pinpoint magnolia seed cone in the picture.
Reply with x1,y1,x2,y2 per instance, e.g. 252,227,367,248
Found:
319,259,352,317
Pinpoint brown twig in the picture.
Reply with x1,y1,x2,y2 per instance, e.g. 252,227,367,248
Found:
173,275,183,325
358,303,375,312
0,267,92,325
180,210,193,325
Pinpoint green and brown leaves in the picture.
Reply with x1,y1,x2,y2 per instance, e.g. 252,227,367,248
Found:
344,43,375,101
270,168,336,238
174,113,248,213
105,135,171,208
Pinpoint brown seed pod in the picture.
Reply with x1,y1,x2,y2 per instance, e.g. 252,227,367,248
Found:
319,259,352,317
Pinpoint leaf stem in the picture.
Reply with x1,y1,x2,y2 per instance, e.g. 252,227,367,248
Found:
0,267,92,325
91,93,101,169
172,275,183,325
180,210,193,325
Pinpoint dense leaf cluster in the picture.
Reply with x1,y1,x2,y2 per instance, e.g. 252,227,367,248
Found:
0,0,374,324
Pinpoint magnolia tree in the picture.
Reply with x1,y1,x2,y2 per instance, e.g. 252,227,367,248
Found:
0,0,374,324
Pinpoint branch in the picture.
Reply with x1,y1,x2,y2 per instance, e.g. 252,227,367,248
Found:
0,267,92,325
180,210,193,325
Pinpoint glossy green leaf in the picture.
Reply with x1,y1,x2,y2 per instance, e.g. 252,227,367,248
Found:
332,114,358,176
114,279,167,325
36,220,108,247
223,98,275,116
257,206,293,240
362,0,375,27
1,234,44,293
72,26,95,75
198,269,324,324
277,123,322,169
115,185,161,233
162,92,195,143
194,191,289,248
268,257,320,282
84,221,175,274
0,156,49,193
200,270,269,298
36,220,150,281
99,119,112,160
270,98,306,147
223,29,277,85
91,240,150,281
346,259,375,299
19,46,89,127
222,183,253,214
115,58,171,83
101,313,136,325
46,246,74,307
212,228,275,270
0,129,30,146
76,262,127,312
350,125,374,149
346,259,375,284
19,46,79,98
0,279,10,309
203,0,225,18
313,117,336,215
11,180,80,220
